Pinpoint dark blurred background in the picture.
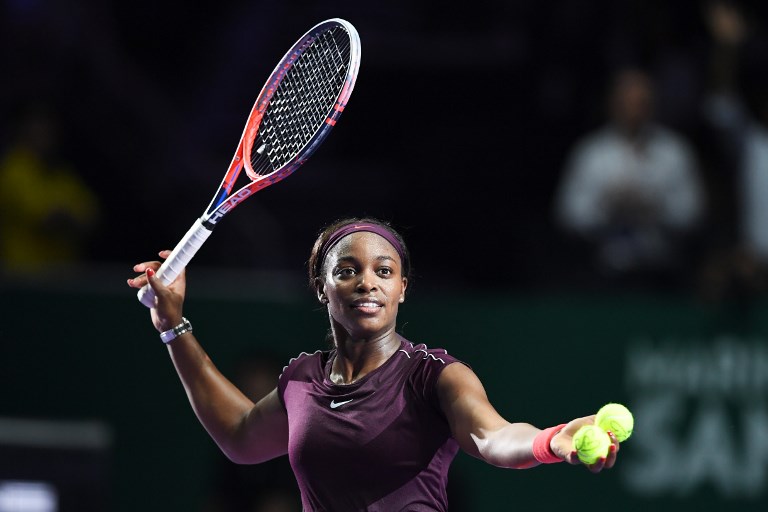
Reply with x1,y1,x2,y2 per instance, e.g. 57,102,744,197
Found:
3,1,768,511
4,0,768,294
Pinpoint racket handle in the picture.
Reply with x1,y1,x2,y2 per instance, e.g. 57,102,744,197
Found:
137,218,213,308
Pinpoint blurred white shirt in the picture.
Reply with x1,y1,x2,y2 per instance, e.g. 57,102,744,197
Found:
555,124,704,234
741,124,768,260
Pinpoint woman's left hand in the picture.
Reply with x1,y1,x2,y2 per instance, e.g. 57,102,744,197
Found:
550,415,620,473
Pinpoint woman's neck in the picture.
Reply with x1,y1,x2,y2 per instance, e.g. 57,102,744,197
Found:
329,330,400,385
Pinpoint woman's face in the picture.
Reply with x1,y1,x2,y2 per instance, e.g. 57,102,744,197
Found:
317,231,407,340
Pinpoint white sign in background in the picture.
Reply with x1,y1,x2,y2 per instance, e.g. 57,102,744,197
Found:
622,337,768,498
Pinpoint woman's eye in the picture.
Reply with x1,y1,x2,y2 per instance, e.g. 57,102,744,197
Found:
337,267,356,277
378,267,392,276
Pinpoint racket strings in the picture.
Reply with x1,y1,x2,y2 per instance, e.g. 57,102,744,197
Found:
250,27,352,176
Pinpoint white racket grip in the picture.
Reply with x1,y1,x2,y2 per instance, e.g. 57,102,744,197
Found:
137,218,213,308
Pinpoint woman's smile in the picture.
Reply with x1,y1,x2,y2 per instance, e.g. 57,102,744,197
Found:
351,297,384,314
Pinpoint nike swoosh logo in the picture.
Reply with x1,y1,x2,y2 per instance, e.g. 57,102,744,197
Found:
330,399,354,409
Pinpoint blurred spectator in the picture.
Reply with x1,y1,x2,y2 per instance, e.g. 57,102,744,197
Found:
697,0,768,301
202,350,301,512
553,67,706,288
0,103,100,276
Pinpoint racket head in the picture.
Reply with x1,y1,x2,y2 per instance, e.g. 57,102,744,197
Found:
242,18,361,183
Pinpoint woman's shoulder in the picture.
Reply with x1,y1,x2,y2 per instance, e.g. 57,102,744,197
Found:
395,338,465,405
279,348,331,380
396,338,463,369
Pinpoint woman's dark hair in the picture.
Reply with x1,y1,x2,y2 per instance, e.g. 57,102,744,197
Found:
307,217,412,287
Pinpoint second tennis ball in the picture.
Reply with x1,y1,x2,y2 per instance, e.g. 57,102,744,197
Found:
595,402,634,442
573,425,611,465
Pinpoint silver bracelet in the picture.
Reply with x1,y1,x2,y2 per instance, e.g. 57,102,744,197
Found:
160,317,192,344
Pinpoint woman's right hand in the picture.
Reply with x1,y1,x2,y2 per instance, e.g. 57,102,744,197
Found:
127,250,187,333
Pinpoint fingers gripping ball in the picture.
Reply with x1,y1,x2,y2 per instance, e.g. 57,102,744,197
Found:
595,403,634,442
572,425,611,465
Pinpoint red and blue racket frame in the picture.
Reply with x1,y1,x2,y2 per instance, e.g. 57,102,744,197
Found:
137,18,361,308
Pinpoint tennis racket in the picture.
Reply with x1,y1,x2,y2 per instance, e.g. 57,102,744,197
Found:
137,18,361,308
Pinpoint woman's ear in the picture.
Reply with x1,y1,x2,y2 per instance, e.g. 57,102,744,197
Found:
314,277,328,304
399,277,408,303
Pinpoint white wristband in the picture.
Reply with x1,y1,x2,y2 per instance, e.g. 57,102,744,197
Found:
160,317,192,344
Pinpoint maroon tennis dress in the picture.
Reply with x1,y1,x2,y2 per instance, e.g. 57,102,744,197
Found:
278,337,462,511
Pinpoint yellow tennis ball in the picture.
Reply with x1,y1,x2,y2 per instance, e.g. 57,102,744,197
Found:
595,402,634,442
572,425,611,465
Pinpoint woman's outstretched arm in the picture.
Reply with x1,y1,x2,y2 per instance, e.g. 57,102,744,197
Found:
437,362,618,472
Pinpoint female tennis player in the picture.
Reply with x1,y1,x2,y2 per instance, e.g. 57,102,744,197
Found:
128,217,620,511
